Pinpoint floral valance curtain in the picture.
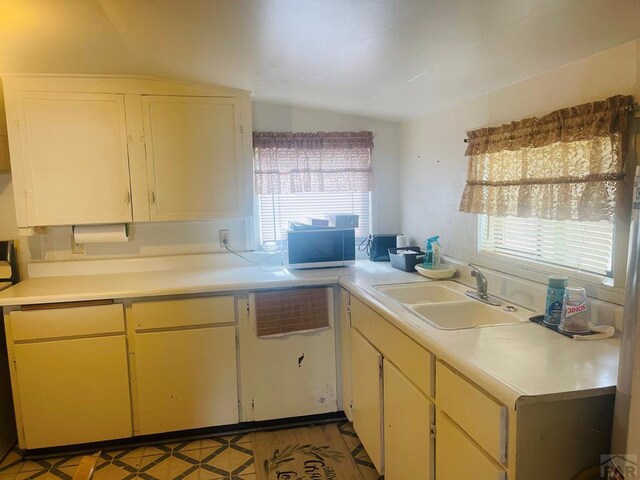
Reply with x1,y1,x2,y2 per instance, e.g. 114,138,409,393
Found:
253,131,373,195
459,95,634,222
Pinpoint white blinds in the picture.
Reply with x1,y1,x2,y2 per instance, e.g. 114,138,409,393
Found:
258,192,371,245
478,215,614,278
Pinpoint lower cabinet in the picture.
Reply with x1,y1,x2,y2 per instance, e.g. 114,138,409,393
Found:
350,328,384,474
130,296,238,435
384,361,434,480
436,411,506,480
4,296,241,449
8,304,132,449
133,326,238,435
351,326,435,479
436,361,507,465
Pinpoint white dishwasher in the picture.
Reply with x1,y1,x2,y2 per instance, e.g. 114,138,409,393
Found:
245,286,338,421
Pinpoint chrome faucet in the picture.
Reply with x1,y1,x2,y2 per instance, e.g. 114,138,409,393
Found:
466,263,502,306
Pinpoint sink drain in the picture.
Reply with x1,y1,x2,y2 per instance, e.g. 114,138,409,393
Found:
504,305,518,312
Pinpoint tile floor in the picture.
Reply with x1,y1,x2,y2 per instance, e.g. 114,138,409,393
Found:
0,422,382,480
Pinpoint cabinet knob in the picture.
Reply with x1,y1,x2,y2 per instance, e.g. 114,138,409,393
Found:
125,191,131,205
150,191,156,205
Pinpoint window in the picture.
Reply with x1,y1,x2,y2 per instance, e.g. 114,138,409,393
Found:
478,215,614,278
461,95,632,283
258,192,371,246
253,131,374,249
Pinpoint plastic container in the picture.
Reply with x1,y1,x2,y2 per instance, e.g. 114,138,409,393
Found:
558,287,590,333
543,275,568,326
388,247,423,272
432,242,441,270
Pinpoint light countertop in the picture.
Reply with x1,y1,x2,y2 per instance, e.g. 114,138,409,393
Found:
0,264,353,306
340,263,620,409
0,260,620,409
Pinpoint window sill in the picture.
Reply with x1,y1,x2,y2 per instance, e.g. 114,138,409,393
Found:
469,251,625,306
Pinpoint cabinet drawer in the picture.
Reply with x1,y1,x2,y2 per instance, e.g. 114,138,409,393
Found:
10,304,124,341
436,411,506,480
436,361,508,464
132,296,235,331
351,296,434,398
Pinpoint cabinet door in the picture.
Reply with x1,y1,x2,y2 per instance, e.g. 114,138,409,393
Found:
384,361,434,480
0,89,10,172
351,328,384,474
436,411,506,480
133,326,238,435
13,91,132,226
14,336,132,449
142,96,245,221
340,288,353,421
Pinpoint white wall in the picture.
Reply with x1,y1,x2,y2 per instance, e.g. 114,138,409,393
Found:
252,101,402,235
400,40,640,268
0,100,401,271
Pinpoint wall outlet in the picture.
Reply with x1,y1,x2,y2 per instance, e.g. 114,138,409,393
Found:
219,229,230,247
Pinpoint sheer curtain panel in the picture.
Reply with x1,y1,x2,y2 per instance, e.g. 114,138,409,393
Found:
253,131,373,195
459,95,634,222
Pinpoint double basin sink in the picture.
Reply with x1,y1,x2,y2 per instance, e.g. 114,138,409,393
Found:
374,281,529,330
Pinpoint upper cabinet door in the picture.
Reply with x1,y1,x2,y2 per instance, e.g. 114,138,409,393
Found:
12,91,132,226
142,96,245,221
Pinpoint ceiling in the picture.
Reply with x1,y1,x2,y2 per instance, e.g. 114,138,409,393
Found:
1,0,639,121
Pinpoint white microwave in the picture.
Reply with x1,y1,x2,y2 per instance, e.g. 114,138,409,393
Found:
286,229,356,269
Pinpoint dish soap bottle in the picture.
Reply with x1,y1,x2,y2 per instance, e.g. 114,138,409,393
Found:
424,236,441,269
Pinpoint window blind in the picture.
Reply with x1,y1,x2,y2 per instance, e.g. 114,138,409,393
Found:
478,215,614,278
258,192,371,245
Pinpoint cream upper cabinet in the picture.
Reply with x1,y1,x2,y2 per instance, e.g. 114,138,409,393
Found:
0,82,11,172
9,91,132,226
2,76,252,228
142,96,245,221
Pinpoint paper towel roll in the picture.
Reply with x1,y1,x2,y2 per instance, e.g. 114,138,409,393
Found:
73,224,129,244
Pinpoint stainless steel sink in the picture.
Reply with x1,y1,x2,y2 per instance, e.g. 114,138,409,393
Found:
374,281,529,330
